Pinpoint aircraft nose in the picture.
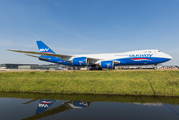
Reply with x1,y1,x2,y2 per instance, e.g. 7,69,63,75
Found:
165,54,172,60
168,55,172,59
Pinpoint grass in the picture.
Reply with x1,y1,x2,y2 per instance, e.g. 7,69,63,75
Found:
0,70,179,96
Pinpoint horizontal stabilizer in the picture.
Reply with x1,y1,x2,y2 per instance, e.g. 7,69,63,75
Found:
25,54,50,60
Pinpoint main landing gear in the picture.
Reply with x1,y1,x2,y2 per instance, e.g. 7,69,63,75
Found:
89,65,103,70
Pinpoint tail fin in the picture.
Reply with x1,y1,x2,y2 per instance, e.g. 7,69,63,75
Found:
36,41,55,54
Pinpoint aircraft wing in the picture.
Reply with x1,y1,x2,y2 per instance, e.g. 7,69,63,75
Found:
8,49,120,65
8,49,100,61
7,49,71,58
22,99,38,105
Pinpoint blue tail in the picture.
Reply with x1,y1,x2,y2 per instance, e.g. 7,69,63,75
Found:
36,41,55,54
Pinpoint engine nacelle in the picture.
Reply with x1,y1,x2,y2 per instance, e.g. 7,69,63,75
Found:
72,57,87,66
100,61,114,69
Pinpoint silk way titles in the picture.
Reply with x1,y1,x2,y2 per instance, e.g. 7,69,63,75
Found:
129,54,153,57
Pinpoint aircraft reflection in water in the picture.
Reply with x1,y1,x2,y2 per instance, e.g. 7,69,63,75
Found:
134,102,163,107
22,99,89,120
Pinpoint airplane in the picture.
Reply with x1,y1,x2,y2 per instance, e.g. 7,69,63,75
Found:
8,41,172,70
22,99,89,120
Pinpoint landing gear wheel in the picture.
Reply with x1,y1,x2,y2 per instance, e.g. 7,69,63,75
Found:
90,67,95,70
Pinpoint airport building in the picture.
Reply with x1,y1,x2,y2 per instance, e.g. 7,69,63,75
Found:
115,64,162,69
0,63,86,70
0,63,178,70
0,63,38,69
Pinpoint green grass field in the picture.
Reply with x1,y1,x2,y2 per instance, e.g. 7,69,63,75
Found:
0,70,179,96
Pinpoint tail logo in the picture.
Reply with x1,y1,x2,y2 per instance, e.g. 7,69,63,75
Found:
39,104,49,108
40,48,49,52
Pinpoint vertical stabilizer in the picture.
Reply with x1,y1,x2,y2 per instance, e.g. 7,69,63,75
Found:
36,41,55,54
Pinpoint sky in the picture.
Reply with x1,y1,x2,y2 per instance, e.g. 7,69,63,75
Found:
0,0,179,65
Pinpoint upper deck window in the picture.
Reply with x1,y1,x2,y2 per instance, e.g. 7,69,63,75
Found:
149,51,152,53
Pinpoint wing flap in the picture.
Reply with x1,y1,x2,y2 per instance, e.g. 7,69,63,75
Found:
25,54,50,60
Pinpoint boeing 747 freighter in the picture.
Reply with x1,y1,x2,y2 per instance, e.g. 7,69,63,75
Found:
8,41,172,70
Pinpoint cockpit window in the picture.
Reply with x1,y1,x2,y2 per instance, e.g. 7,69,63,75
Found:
158,50,161,52
149,51,152,53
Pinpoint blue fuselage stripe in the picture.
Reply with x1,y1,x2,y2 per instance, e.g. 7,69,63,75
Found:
39,56,170,66
114,57,170,65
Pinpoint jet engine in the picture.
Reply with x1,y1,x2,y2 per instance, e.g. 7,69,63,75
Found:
72,57,87,66
99,61,114,69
